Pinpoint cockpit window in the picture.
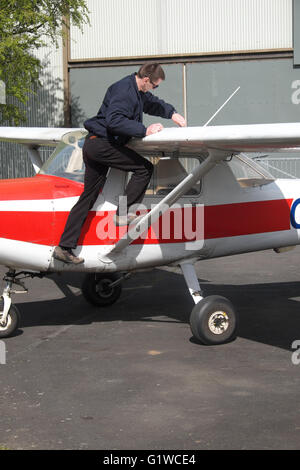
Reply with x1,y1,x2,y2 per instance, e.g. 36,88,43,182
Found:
39,138,85,183
226,154,274,187
145,156,201,196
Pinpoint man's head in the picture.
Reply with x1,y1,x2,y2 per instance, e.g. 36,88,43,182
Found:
136,63,165,92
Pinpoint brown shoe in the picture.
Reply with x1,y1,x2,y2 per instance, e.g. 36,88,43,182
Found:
53,246,84,264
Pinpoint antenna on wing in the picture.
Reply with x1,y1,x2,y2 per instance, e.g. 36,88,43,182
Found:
203,86,240,127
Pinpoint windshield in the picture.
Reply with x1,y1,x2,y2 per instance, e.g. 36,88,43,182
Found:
40,135,86,183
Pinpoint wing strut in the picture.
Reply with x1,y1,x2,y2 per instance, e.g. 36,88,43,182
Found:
24,145,43,173
105,150,227,257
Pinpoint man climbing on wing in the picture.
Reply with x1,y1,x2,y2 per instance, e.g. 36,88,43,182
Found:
54,62,186,264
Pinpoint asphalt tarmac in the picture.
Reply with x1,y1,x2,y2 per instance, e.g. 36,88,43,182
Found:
1,247,300,450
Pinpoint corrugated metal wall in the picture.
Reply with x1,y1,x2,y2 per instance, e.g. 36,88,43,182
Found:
32,38,64,127
70,0,292,60
0,38,64,179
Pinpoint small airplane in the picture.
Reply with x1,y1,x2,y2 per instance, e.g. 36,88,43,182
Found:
1,122,300,345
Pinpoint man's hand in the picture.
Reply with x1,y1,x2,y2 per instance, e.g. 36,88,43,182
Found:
172,113,187,127
146,123,164,136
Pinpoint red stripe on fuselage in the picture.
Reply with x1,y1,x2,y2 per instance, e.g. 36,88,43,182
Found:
204,199,292,239
0,199,293,246
0,174,83,200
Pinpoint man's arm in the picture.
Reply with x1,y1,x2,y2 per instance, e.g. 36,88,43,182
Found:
106,91,147,138
142,92,175,118
143,93,187,127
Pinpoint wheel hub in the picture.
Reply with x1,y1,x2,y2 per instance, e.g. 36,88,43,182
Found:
96,279,114,298
208,311,229,335
0,314,11,330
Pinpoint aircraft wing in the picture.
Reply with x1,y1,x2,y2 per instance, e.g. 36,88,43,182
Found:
0,127,86,147
2,122,299,153
128,123,300,154
0,127,87,173
107,122,300,257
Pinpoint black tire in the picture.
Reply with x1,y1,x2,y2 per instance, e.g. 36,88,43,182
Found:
82,273,122,307
190,295,238,345
0,300,21,338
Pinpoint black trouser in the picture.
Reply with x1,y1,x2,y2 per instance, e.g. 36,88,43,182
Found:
59,136,153,249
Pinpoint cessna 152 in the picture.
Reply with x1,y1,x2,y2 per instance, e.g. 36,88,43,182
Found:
0,123,300,345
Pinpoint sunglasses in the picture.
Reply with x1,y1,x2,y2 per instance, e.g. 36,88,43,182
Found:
149,79,159,89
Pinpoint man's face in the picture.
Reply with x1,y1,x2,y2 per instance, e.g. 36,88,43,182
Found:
142,77,162,92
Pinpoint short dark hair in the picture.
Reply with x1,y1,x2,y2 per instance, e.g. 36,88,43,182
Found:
137,63,165,81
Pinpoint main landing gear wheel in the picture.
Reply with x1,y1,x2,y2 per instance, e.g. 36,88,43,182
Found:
190,295,238,345
0,299,21,338
82,273,122,307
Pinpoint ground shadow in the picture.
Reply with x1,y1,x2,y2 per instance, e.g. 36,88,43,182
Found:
9,267,300,352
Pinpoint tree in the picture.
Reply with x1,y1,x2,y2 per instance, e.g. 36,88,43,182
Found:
0,0,89,125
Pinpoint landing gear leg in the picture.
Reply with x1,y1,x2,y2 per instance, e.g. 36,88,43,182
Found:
180,262,238,345
180,262,204,304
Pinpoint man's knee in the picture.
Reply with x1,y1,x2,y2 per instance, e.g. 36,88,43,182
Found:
128,159,153,186
140,160,153,181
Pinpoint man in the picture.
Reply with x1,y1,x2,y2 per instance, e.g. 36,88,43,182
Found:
53,62,186,264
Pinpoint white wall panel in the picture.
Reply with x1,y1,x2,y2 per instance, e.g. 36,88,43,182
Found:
70,0,292,60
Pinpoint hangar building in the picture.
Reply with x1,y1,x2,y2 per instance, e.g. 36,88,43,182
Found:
1,0,300,178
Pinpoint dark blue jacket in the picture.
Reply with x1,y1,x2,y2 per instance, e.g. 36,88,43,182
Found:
84,73,176,145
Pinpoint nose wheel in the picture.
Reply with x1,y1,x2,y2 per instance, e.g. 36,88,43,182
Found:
0,269,33,338
0,301,20,338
